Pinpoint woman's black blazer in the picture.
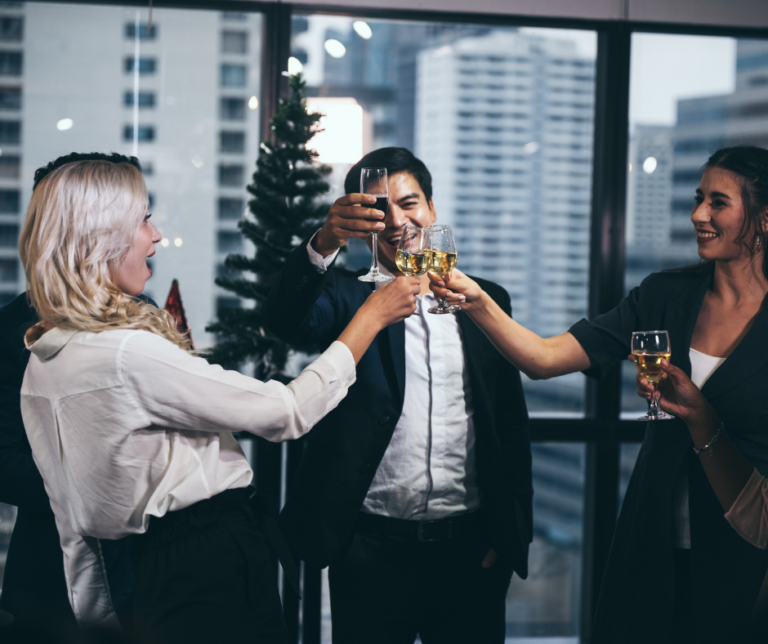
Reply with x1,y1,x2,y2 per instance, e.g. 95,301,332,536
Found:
570,264,768,644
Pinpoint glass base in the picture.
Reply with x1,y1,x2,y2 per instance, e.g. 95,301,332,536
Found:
638,410,674,421
428,304,461,314
358,269,393,283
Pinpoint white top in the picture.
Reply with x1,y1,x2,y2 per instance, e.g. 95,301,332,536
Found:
308,236,480,520
672,348,726,548
21,326,355,627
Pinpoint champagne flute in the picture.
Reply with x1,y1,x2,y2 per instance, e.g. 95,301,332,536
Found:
395,225,431,276
427,224,460,314
358,167,392,283
632,330,674,420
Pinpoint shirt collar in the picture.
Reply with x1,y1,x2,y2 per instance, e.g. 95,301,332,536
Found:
26,327,80,360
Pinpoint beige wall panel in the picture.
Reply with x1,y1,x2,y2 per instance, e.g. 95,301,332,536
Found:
628,0,768,28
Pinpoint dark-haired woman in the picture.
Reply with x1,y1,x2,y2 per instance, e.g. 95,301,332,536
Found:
430,146,768,643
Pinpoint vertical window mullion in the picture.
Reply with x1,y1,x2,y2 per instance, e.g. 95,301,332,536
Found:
580,22,632,644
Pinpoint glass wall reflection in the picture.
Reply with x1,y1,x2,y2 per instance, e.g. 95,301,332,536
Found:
0,0,263,597
622,34,768,416
293,15,597,416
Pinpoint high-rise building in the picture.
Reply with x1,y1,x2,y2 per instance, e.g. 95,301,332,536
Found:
625,124,676,290
670,39,768,258
415,30,595,339
0,3,263,348
415,30,595,412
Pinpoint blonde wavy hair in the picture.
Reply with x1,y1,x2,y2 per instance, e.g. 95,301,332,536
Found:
19,159,191,350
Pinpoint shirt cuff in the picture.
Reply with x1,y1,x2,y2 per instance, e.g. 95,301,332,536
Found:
306,231,340,273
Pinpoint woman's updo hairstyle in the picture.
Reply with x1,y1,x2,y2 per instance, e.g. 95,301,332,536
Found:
705,146,768,278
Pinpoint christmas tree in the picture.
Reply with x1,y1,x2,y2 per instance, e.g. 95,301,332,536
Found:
204,73,331,378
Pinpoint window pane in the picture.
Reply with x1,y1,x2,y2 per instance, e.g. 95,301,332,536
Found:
0,120,19,143
0,87,21,110
0,51,21,75
219,131,245,153
0,17,22,42
125,22,157,40
221,30,247,54
0,154,20,178
220,97,246,120
0,2,261,353
218,163,244,186
293,16,597,416
218,231,243,253
622,35,768,416
124,57,157,74
220,63,247,87
0,189,19,212
0,258,18,282
506,442,585,638
123,91,155,108
218,197,244,220
0,223,18,247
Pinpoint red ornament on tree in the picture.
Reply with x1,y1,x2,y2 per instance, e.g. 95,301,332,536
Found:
164,279,194,350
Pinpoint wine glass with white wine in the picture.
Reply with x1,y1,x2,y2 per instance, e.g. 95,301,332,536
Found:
358,167,393,283
395,225,431,277
427,225,460,314
631,330,674,420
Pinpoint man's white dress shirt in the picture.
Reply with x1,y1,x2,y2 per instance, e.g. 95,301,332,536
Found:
21,326,355,627
307,237,480,521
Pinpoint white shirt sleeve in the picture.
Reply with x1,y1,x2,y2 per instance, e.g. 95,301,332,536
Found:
120,333,356,442
306,230,340,272
49,496,119,628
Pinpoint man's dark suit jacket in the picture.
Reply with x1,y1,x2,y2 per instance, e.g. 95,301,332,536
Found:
0,293,145,627
263,244,533,578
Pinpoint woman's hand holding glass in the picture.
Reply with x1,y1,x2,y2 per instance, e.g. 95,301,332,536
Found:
427,268,484,308
635,358,714,423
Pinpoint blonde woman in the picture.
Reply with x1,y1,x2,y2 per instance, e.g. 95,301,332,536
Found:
18,158,420,643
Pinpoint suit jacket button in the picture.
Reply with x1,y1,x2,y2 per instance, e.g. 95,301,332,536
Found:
360,463,371,473
379,415,390,425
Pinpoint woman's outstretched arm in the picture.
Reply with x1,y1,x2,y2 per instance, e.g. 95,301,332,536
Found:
429,270,591,379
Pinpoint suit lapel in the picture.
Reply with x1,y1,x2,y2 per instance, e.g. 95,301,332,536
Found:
701,301,768,400
672,268,713,378
456,310,493,426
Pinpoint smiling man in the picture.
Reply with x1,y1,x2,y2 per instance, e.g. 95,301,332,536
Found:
263,147,533,644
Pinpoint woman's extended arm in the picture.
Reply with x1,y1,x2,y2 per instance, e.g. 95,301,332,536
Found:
121,276,420,443
637,360,758,527
429,270,591,379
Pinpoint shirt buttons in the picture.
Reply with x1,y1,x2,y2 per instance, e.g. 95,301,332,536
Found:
378,415,390,425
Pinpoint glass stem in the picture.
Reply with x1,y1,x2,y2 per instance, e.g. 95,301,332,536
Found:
370,231,380,275
648,383,660,416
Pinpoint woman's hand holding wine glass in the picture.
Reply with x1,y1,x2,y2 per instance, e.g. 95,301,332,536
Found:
635,358,714,423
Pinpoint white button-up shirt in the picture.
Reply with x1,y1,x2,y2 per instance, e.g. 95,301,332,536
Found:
307,237,480,520
21,326,355,627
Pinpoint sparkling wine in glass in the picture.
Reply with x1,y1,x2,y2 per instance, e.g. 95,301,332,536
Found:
427,225,460,314
358,167,392,283
395,225,431,276
632,330,674,420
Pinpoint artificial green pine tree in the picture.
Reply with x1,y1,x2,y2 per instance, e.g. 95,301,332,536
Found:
205,73,331,379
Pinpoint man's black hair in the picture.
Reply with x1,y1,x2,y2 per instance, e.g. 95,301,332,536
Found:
344,147,433,203
33,152,142,191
